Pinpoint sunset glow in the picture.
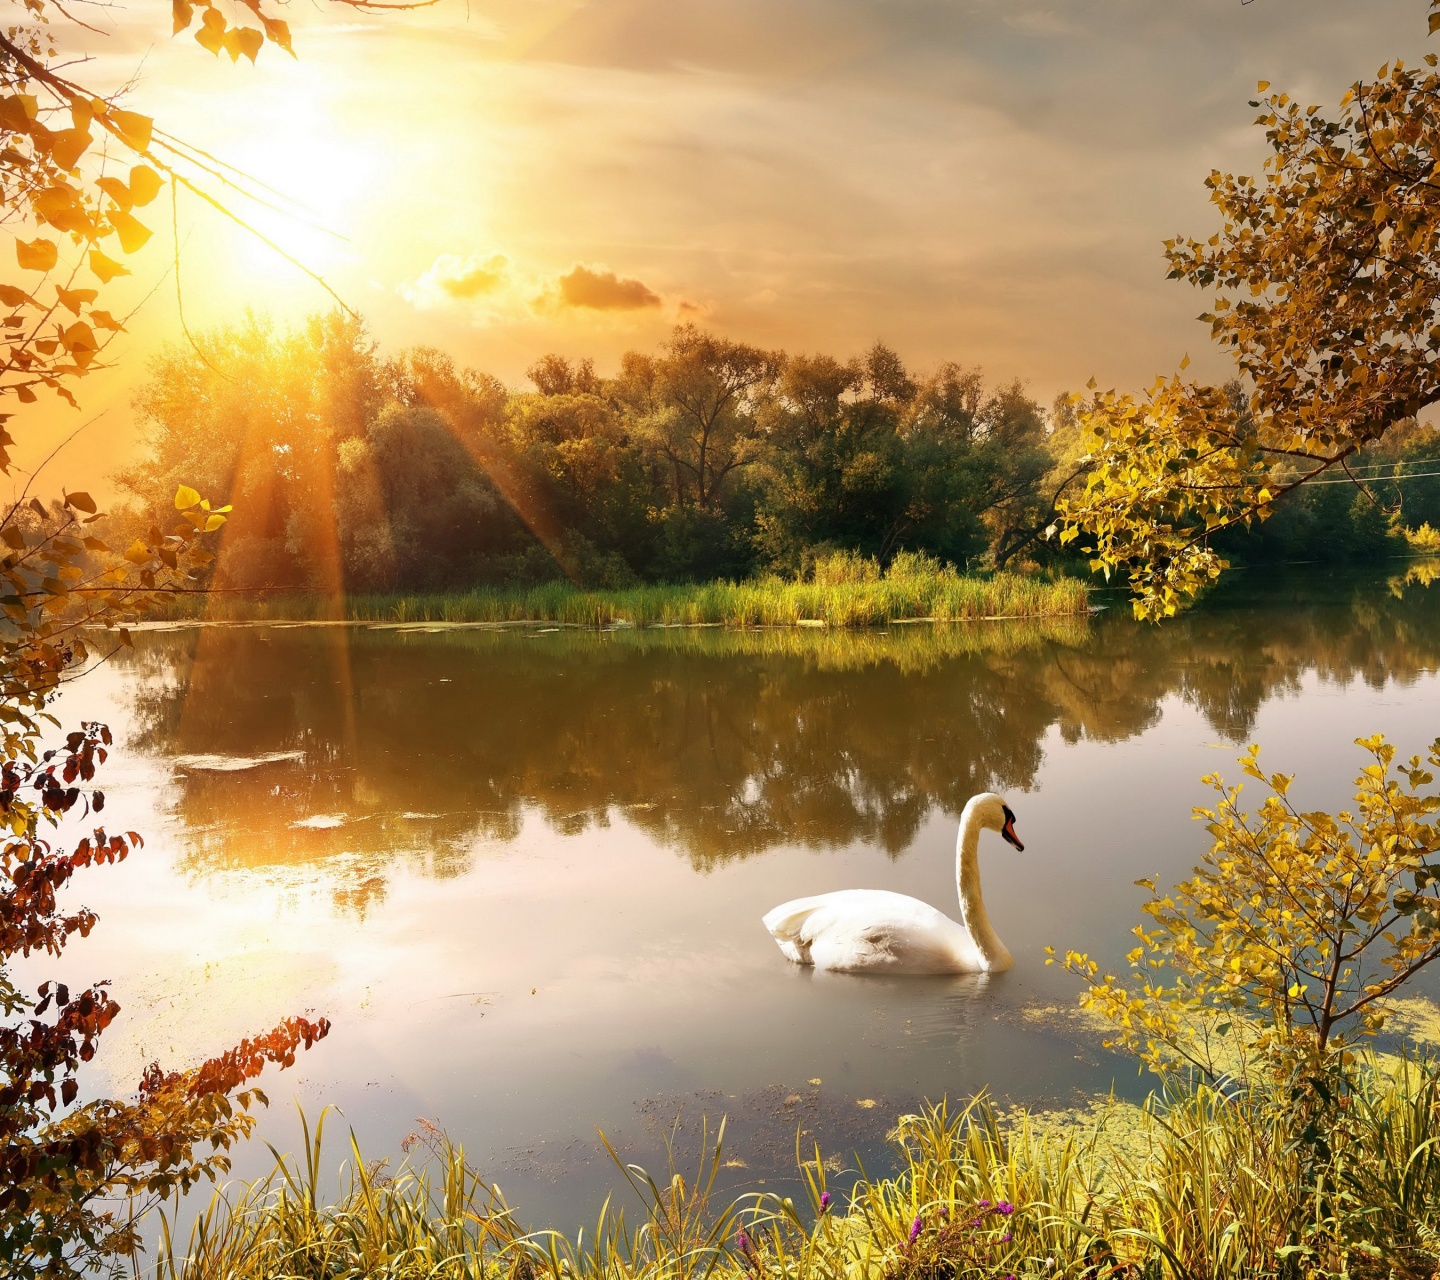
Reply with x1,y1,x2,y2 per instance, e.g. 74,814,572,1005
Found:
14,0,1438,497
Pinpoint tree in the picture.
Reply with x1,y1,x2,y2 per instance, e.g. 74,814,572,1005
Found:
753,347,1055,573
120,313,388,593
1057,1,1440,618
753,349,912,570
1056,736,1440,1078
618,325,783,511
0,0,414,1268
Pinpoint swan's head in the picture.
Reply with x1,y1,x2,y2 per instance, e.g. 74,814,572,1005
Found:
966,792,1025,852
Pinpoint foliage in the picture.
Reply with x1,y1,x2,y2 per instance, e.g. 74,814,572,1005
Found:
1057,736,1440,1081
119,317,1080,592
1406,521,1440,553
0,478,335,1279
147,565,1087,630
751,349,1064,575
0,0,402,1271
617,325,784,512
1056,4,1440,618
151,1059,1440,1280
0,0,392,439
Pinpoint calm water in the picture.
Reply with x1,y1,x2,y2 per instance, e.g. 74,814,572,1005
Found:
26,566,1440,1229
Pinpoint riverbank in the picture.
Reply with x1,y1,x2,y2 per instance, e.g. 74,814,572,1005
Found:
155,568,1088,629
156,1049,1440,1280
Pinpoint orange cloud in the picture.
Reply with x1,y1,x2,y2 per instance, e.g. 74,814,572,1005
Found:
556,264,661,310
402,253,509,308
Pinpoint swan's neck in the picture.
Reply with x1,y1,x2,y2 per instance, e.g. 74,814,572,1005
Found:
957,810,1011,969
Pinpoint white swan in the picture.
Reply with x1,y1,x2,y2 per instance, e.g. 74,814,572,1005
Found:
762,793,1024,975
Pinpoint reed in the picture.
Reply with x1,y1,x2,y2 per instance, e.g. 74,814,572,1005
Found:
154,1053,1440,1280
146,567,1088,630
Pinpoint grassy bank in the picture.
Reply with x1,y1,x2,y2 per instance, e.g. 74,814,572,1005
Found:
159,567,1087,629
155,1055,1440,1280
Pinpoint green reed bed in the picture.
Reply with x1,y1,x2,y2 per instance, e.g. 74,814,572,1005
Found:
155,1055,1440,1280
153,569,1086,630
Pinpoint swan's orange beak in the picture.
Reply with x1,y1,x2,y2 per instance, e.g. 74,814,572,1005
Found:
1001,812,1024,851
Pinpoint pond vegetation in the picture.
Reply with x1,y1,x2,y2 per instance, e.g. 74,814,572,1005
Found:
156,1053,1440,1278
151,555,1087,630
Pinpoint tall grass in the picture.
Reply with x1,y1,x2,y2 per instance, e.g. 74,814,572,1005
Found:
153,1055,1440,1280
149,566,1087,630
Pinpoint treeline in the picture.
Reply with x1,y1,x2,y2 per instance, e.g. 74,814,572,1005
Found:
1209,383,1440,565
115,314,1087,592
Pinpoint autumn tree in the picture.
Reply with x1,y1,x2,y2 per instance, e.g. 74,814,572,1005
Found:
1059,738,1440,1081
1057,0,1440,618
0,0,429,1268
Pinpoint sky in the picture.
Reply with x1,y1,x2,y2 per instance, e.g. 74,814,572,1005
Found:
11,0,1436,498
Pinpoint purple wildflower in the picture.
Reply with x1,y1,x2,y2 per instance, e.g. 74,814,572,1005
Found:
937,1206,949,1219
736,1230,750,1252
908,1215,923,1245
1001,1233,1013,1244
977,1200,990,1209
996,1201,1014,1216
819,1192,831,1213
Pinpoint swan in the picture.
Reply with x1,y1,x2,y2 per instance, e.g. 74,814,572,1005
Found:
762,793,1024,975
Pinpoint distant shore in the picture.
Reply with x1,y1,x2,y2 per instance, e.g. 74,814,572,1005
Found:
146,569,1089,629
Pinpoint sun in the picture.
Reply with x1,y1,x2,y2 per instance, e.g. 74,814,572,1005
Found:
181,70,381,296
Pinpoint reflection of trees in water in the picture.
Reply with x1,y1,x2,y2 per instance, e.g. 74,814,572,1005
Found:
119,570,1440,895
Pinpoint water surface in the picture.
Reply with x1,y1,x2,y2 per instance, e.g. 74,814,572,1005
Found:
30,566,1440,1227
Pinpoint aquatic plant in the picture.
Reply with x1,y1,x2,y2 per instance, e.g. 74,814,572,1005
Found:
144,567,1088,630
150,1055,1440,1279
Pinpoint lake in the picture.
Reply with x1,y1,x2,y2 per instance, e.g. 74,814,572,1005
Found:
28,565,1440,1232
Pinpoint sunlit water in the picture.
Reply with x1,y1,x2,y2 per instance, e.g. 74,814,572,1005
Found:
21,566,1440,1232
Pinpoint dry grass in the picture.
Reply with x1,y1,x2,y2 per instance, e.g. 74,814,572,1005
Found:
154,1055,1440,1280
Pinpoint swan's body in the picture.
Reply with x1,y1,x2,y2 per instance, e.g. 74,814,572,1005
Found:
762,793,1022,975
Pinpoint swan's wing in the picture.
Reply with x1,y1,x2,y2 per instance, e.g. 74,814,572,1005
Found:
763,895,830,963
762,895,828,941
765,890,982,973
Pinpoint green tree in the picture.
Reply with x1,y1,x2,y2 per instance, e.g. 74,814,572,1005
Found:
120,312,387,592
503,369,656,585
617,325,783,512
753,348,912,570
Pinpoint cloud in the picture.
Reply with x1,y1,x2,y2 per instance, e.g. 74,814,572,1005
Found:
402,252,509,308
555,264,662,311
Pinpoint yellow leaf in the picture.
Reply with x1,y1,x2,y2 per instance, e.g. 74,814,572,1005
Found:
129,165,162,208
88,249,128,283
95,176,133,211
195,7,226,55
32,185,91,235
174,485,201,511
15,238,58,272
203,513,227,532
107,210,152,255
107,108,153,154
55,286,97,315
48,126,91,171
237,26,264,62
